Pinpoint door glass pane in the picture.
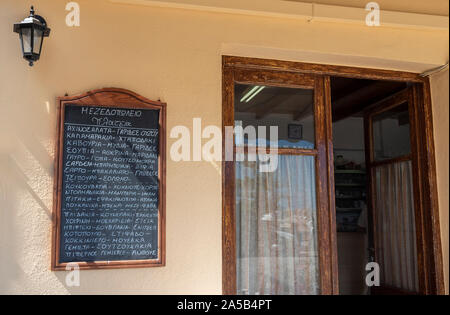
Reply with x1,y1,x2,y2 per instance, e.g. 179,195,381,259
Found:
234,84,315,149
374,160,419,292
235,155,320,295
372,102,411,161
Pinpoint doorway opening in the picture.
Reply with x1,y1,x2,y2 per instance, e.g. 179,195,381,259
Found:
222,56,445,295
330,77,414,294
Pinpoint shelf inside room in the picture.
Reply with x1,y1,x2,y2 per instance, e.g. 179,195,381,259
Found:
335,168,367,233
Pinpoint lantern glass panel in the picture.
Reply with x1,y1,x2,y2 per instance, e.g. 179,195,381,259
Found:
33,28,43,54
21,27,32,53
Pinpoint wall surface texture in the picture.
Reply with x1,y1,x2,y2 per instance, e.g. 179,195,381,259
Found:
0,0,448,294
430,69,449,294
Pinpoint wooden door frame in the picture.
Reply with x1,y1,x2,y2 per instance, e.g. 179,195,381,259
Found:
222,56,445,295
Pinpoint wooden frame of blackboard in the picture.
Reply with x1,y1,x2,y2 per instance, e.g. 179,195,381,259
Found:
51,88,166,270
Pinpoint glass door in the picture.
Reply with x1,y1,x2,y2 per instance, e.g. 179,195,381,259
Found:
364,88,421,294
222,68,337,294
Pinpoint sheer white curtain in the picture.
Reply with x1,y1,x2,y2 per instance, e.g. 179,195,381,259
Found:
374,160,419,292
236,155,319,295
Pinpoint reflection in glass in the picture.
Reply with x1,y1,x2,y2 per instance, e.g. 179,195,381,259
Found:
236,155,320,295
373,102,411,161
234,84,315,149
33,29,43,54
21,28,32,53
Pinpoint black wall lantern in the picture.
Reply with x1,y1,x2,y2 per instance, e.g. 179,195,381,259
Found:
13,6,51,66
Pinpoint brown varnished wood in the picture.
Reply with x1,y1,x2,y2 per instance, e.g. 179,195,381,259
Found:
315,76,332,294
363,108,377,288
409,86,427,294
364,88,410,117
51,98,63,273
369,154,412,168
223,56,426,83
52,88,166,271
235,146,318,156
222,67,236,295
232,68,315,89
324,76,339,294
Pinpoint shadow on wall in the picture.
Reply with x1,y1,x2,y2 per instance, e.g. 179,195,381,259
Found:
0,96,66,293
0,99,158,294
0,155,22,292
0,145,53,293
0,95,223,293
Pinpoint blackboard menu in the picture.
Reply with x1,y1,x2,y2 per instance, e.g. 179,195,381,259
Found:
53,96,166,268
